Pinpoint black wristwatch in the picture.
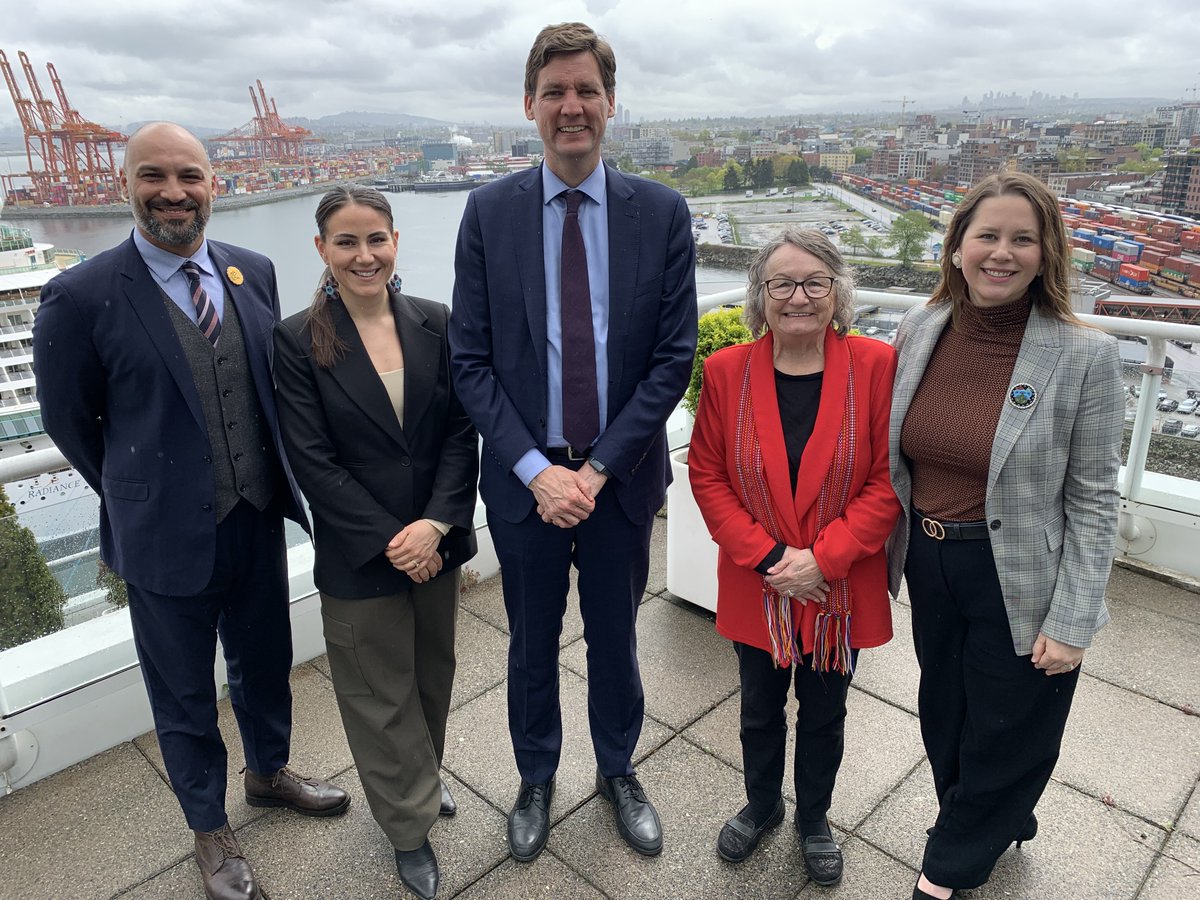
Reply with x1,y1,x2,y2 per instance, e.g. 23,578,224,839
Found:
587,457,610,477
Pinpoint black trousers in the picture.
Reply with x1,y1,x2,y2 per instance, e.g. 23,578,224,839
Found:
735,641,854,828
489,485,652,785
906,523,1080,889
126,499,293,832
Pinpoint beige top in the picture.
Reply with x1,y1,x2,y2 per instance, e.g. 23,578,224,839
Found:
377,367,450,537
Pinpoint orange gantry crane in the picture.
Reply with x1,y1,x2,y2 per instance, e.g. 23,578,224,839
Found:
211,80,319,161
1,50,126,206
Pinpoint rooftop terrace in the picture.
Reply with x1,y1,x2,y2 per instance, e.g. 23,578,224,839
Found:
2,519,1198,900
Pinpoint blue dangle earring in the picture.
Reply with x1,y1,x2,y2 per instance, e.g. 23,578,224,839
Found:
388,273,403,294
323,275,340,301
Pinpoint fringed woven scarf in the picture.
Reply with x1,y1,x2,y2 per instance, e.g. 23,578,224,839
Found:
733,339,858,673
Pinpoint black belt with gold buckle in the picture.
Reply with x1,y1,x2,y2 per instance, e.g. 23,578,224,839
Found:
915,510,989,541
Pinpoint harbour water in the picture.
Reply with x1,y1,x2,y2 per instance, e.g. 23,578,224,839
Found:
3,186,748,317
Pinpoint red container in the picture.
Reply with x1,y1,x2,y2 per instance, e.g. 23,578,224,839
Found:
1119,263,1149,280
1182,231,1200,251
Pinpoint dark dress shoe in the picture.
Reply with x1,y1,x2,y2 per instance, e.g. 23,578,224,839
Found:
800,826,843,886
395,839,439,900
717,797,784,863
596,770,663,856
194,823,261,900
439,779,457,817
244,766,350,816
1015,812,1038,848
508,778,554,862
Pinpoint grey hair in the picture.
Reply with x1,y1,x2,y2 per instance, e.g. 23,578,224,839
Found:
742,228,856,338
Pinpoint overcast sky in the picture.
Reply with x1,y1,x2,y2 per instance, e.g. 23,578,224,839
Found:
2,0,1197,132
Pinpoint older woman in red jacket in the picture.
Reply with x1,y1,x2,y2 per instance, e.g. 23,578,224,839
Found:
689,229,900,886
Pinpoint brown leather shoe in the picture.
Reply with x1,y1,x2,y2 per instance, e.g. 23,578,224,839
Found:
194,823,261,900
244,766,351,816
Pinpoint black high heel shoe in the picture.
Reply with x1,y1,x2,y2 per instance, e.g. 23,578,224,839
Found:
1015,812,1038,849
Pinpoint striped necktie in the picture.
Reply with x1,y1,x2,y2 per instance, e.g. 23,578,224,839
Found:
180,260,221,346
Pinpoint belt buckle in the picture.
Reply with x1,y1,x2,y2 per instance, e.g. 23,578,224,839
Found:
566,446,588,461
921,517,946,541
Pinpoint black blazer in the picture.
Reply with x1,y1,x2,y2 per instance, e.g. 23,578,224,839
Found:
34,236,308,596
273,291,478,598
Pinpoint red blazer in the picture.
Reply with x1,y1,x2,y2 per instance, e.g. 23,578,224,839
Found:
688,329,901,656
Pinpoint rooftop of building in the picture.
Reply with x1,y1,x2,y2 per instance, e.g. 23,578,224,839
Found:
2,518,1198,900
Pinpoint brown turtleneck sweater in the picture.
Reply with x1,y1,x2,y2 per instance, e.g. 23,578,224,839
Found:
901,296,1032,521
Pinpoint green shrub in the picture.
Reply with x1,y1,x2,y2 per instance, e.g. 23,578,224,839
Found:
0,485,67,651
684,306,755,417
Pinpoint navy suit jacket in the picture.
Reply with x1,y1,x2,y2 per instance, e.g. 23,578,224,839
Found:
33,236,307,596
449,163,697,525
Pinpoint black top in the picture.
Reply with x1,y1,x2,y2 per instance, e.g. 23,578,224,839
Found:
754,369,823,575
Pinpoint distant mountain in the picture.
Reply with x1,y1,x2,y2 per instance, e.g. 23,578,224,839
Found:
287,111,450,131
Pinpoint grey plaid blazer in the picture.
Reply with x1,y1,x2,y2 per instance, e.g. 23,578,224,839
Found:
886,301,1125,654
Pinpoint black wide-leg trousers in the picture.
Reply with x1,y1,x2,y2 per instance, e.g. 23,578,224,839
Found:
735,641,854,829
906,524,1080,889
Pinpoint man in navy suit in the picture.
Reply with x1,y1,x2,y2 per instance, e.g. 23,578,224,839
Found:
449,22,697,861
33,122,348,900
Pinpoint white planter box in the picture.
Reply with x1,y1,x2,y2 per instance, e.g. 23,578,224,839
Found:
665,446,719,612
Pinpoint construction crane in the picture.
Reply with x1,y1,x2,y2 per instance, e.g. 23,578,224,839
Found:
0,50,126,206
211,80,320,162
882,96,917,126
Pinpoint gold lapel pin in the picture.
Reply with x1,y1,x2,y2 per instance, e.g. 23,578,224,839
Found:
226,266,244,285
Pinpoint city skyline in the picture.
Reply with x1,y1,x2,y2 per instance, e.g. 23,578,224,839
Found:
1,0,1197,134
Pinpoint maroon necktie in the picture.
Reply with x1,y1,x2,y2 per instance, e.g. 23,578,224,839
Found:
181,260,221,346
560,190,600,453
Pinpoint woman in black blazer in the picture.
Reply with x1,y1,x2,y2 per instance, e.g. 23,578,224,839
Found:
273,186,477,900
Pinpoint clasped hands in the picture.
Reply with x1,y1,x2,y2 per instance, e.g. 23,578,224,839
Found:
764,546,828,604
385,520,443,583
531,464,608,528
1031,632,1084,677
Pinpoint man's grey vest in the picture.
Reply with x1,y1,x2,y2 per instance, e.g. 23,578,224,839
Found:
163,292,280,521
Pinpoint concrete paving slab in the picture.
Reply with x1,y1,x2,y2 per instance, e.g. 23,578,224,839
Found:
1058,674,1200,828
458,568,585,648
1108,563,1200,625
849,601,920,716
119,857,207,899
442,667,673,822
561,595,739,731
454,854,607,899
0,743,190,900
231,769,508,899
310,653,332,680
450,609,509,712
1083,598,1200,711
551,738,810,899
133,662,355,830
794,835,918,898
860,770,1164,898
1141,831,1200,900
681,687,925,831
646,513,669,597
1178,784,1200,841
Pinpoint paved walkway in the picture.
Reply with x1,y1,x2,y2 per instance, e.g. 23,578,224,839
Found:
3,518,1199,899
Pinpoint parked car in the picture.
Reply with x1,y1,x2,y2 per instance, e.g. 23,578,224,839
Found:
1161,418,1183,435
1181,424,1200,439
1124,408,1137,424
1158,398,1179,412
1178,398,1199,415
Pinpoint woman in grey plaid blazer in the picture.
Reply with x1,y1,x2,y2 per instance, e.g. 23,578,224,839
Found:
886,173,1125,899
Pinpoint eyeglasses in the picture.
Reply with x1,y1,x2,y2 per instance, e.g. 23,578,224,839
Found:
764,276,835,301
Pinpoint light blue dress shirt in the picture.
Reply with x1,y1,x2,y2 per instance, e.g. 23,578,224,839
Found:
513,163,611,487
132,228,225,325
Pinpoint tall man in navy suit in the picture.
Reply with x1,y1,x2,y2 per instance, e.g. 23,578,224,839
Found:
33,122,348,900
449,22,697,862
